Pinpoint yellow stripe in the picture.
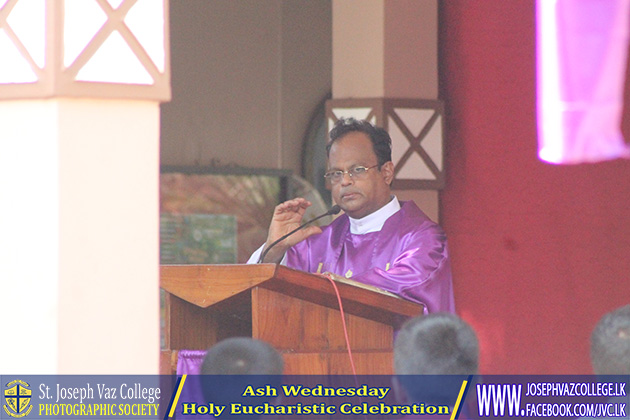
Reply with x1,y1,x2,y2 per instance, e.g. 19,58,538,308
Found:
168,374,187,418
450,379,468,420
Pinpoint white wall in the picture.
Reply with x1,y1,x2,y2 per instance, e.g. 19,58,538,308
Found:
0,99,160,374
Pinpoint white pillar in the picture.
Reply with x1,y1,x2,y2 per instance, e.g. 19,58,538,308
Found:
0,0,170,374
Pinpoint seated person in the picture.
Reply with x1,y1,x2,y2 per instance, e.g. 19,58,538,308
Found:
577,305,630,420
200,337,284,419
201,337,284,375
590,304,630,376
393,313,479,413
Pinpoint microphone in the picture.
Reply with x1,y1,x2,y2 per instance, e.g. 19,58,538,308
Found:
257,205,341,264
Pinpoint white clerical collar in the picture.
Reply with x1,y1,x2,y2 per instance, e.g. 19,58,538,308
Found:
348,196,400,235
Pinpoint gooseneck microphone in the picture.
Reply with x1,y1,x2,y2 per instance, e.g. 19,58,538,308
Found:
257,205,341,264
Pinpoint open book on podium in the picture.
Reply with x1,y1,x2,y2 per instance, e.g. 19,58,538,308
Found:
160,264,424,375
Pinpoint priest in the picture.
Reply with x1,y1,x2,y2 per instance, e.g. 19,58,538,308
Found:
249,118,454,313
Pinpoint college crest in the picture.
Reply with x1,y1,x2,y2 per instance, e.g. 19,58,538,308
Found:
3,380,33,418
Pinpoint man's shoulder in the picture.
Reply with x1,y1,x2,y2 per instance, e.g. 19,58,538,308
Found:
399,200,429,219
397,201,445,233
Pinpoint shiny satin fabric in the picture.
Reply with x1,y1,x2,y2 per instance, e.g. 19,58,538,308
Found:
286,201,455,314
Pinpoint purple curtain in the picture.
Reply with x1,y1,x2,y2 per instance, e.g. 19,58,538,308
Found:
176,349,206,375
175,350,206,415
537,0,630,164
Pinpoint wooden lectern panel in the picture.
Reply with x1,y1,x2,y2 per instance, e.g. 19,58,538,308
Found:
251,287,395,375
164,291,251,351
161,264,422,324
282,352,393,375
252,288,392,351
160,264,424,375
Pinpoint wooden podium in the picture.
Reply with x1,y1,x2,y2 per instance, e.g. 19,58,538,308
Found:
160,264,424,375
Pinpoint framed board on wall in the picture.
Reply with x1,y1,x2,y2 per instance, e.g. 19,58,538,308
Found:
160,165,292,264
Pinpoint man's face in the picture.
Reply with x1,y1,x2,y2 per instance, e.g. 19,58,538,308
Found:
327,131,394,219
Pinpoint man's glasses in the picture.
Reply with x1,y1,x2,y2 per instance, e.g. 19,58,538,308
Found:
323,165,379,184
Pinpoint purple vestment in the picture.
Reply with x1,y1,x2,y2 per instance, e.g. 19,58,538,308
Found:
285,201,455,313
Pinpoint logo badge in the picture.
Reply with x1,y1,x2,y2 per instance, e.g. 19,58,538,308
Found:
3,380,33,418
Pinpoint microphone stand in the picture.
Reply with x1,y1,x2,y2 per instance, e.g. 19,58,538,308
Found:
257,205,341,264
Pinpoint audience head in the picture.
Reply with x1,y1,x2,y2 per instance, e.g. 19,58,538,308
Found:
200,337,283,417
590,304,630,375
201,336,284,375
393,313,479,406
395,313,479,376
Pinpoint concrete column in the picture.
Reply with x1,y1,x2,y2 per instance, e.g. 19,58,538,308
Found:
0,0,170,374
331,0,441,221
